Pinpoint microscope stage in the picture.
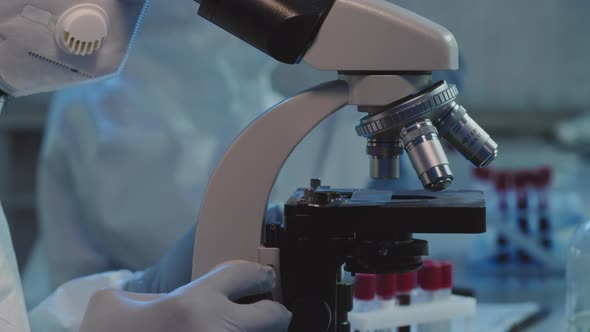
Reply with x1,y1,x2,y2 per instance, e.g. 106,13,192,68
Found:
284,189,486,234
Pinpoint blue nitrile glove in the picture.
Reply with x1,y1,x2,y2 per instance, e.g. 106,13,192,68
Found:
81,261,292,332
124,204,284,293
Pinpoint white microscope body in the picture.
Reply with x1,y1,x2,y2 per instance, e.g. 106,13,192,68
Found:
192,0,496,330
193,0,458,281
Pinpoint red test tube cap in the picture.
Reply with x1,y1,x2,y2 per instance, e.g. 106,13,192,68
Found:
536,166,553,188
418,262,441,291
376,274,397,300
422,259,437,266
514,170,529,189
495,171,511,192
354,274,376,301
473,167,494,181
397,271,416,293
440,261,454,289
525,171,538,188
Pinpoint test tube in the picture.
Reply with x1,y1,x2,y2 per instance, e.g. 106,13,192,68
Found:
534,167,553,249
495,172,512,263
472,167,494,193
354,274,377,313
515,170,532,263
377,274,397,308
376,274,397,332
417,261,442,332
396,272,416,332
439,262,453,299
437,262,453,332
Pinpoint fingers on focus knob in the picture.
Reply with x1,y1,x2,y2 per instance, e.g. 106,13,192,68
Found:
201,261,275,301
232,300,292,332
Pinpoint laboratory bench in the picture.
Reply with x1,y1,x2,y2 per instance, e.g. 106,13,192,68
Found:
455,261,566,331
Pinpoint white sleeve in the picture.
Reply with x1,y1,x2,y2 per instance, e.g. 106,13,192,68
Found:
0,204,30,332
28,270,136,332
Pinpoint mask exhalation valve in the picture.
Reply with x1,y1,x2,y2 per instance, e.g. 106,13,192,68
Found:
56,4,109,56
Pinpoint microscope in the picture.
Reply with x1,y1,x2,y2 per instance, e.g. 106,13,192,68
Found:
191,0,498,331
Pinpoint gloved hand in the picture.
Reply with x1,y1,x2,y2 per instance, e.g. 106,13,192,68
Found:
124,203,284,294
80,261,292,332
123,223,196,294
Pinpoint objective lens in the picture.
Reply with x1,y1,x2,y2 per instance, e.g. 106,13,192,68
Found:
401,119,453,191
367,139,403,179
370,156,400,179
355,81,497,189
436,103,498,167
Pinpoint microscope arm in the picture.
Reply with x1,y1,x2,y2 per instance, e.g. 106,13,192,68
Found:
192,80,350,279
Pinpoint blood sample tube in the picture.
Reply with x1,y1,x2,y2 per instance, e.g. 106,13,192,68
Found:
376,274,397,332
417,261,442,332
396,271,416,332
354,274,377,313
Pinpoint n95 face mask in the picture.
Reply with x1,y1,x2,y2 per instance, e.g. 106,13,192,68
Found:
0,0,150,97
